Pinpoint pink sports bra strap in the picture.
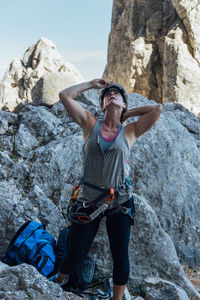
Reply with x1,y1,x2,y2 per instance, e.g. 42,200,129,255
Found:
100,128,118,142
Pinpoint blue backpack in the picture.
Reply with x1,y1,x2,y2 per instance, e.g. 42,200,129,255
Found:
3,220,56,277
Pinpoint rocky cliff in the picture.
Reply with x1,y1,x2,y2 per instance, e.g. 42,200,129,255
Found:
103,0,200,115
0,38,83,111
0,89,199,299
0,37,200,299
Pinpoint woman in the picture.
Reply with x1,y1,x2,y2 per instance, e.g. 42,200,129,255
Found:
54,79,162,300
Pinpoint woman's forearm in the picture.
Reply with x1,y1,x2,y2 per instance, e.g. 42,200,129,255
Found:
59,79,111,101
124,104,163,119
59,81,93,100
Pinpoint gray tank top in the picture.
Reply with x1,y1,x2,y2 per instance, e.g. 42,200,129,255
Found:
78,119,133,208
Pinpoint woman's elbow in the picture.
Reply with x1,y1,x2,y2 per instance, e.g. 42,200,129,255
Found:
59,91,65,103
156,104,163,113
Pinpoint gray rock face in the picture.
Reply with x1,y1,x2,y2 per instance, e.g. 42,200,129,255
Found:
18,105,63,146
0,264,67,300
0,180,37,256
0,180,65,257
0,90,199,298
103,0,200,115
0,38,83,111
128,95,200,272
142,277,189,300
0,263,90,300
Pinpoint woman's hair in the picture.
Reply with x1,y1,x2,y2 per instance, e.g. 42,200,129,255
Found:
99,82,129,111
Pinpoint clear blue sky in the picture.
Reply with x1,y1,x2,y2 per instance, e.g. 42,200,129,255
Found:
0,0,113,81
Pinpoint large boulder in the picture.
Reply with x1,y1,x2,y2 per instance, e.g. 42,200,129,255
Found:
103,0,200,115
0,179,65,257
0,90,199,298
0,38,83,111
0,180,37,257
0,263,80,300
128,94,200,271
142,277,189,300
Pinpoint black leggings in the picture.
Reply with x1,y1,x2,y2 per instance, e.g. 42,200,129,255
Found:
59,200,132,285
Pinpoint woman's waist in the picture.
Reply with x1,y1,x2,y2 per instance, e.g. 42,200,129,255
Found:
78,182,132,202
77,190,132,209
81,175,130,190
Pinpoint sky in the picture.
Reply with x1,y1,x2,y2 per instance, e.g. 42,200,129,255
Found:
0,0,113,81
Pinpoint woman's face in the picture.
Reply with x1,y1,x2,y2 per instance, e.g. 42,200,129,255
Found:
102,89,125,111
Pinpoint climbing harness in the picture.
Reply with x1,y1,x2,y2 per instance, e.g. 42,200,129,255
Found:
67,178,135,224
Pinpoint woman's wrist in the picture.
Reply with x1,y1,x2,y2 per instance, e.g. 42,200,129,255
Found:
86,81,94,90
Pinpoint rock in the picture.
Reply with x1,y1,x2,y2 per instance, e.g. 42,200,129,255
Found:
0,180,37,257
162,21,200,114
0,180,64,257
42,71,83,106
0,110,18,152
172,0,200,62
28,185,66,239
0,58,24,111
56,182,74,223
10,161,32,193
0,264,66,300
103,0,200,115
0,261,8,270
14,123,39,157
0,111,18,152
0,151,14,179
27,135,83,197
76,89,101,108
50,100,72,124
0,37,83,111
0,110,18,134
127,95,200,270
123,286,132,299
142,277,189,300
18,105,63,145
0,135,14,152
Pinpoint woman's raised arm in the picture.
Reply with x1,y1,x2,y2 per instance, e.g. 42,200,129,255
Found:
59,79,111,131
124,104,163,147
59,81,94,129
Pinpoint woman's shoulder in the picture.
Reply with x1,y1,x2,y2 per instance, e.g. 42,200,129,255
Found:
83,116,99,142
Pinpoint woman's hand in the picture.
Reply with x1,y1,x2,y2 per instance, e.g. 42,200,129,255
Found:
121,109,130,123
90,79,113,89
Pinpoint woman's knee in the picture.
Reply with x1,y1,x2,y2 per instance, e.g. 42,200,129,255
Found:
113,253,129,271
113,260,130,285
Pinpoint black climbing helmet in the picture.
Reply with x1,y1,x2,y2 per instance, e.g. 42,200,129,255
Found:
99,82,129,111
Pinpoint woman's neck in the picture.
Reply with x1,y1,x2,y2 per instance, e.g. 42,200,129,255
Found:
103,109,121,130
101,120,121,138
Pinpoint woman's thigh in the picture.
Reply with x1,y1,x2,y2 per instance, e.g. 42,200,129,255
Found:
68,218,100,254
106,210,131,259
59,210,100,274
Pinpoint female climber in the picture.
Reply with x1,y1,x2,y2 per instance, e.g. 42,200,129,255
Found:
53,79,163,300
